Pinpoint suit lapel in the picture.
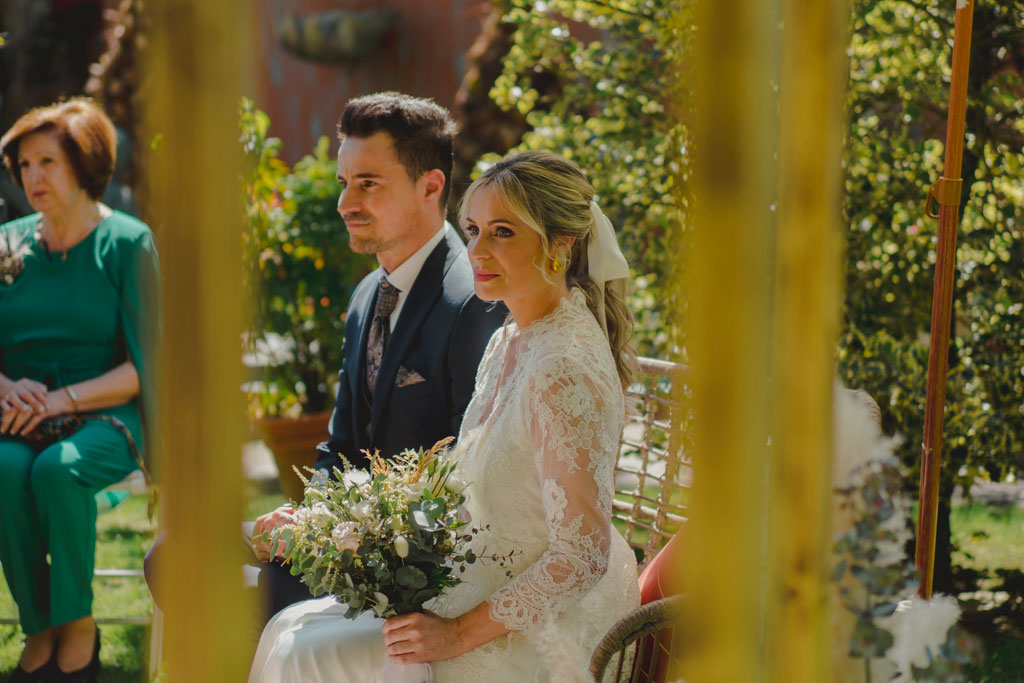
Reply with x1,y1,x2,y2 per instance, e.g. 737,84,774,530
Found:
367,231,461,443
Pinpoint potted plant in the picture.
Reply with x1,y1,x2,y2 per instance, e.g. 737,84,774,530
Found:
241,99,375,500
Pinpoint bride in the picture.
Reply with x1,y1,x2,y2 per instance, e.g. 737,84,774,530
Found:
249,150,641,682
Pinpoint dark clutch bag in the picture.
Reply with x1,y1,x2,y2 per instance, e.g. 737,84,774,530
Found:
15,414,83,449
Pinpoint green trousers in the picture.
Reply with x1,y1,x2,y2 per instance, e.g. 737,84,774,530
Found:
0,421,137,635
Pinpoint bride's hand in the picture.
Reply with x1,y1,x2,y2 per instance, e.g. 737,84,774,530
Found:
381,610,468,663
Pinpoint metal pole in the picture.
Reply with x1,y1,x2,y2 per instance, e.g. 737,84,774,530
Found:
915,0,975,600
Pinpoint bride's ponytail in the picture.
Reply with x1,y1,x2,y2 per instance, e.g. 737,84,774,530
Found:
566,241,636,389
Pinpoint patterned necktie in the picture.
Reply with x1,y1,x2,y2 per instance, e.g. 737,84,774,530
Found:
365,276,399,399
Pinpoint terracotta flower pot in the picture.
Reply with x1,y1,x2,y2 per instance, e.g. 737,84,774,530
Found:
256,410,332,503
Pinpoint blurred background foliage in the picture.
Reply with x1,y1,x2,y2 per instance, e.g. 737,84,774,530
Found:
838,0,1024,592
475,0,691,359
240,98,375,419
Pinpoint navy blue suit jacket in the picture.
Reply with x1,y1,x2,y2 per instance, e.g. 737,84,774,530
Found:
315,228,505,472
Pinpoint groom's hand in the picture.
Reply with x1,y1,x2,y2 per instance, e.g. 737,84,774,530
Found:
251,505,295,562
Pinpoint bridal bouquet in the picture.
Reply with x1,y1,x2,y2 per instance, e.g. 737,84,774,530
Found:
268,437,511,619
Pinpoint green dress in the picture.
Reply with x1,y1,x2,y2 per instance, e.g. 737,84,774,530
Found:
0,210,160,635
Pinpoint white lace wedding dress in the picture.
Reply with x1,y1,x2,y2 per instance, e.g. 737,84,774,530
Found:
249,288,640,683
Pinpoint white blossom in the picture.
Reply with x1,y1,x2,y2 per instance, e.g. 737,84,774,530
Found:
372,592,390,617
349,500,372,521
332,521,360,553
444,472,468,495
401,485,425,502
299,502,333,528
882,595,962,681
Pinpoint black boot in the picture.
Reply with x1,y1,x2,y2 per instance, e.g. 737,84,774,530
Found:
10,648,57,683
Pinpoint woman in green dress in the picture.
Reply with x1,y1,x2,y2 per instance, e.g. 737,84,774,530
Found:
0,98,159,683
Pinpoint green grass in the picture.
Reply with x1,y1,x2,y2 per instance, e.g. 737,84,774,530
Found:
0,495,157,682
951,502,1024,577
0,490,283,681
246,491,286,520
950,502,1024,681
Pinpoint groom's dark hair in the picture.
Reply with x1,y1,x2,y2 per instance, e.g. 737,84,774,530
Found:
338,92,456,209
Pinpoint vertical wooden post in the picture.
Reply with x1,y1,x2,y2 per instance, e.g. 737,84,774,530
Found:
767,0,848,680
916,0,975,600
142,2,254,680
680,0,777,679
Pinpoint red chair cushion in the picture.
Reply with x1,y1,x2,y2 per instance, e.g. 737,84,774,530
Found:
635,530,685,682
638,528,685,604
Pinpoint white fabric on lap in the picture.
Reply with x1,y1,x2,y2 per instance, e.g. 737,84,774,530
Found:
249,597,387,683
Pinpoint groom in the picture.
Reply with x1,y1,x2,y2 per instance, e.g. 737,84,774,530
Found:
146,92,505,620
253,91,506,614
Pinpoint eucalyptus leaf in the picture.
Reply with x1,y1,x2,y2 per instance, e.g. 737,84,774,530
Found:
411,509,439,531
396,566,428,590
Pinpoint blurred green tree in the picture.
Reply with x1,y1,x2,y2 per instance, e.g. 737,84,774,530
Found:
241,99,376,419
839,0,1024,592
483,0,691,357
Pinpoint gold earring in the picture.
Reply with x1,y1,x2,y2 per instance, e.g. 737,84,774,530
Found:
552,255,566,273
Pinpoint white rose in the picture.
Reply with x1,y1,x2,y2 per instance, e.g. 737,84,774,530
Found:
401,485,425,503
332,521,360,553
342,469,370,487
309,502,334,528
394,535,410,558
350,500,372,521
444,472,468,495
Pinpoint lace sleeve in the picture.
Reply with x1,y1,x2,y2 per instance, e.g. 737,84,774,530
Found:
488,355,621,635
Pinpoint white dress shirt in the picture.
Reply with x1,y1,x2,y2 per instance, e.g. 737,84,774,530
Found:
381,222,451,332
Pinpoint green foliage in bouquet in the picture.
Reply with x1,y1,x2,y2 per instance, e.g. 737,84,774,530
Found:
268,438,515,619
240,98,376,418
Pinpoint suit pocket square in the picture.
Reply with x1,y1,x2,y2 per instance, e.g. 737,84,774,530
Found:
395,366,428,388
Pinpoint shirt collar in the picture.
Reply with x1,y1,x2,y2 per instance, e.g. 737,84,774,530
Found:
383,222,450,293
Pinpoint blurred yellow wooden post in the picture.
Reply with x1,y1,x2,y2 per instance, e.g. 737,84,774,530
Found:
766,0,848,680
680,0,777,679
143,2,254,680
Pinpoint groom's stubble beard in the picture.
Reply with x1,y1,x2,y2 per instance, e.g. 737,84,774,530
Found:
345,213,400,256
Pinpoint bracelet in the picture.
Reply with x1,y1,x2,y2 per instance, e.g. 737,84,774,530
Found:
64,385,80,412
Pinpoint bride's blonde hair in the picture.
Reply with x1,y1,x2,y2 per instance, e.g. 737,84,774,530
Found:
459,150,636,387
